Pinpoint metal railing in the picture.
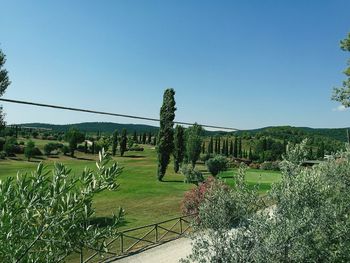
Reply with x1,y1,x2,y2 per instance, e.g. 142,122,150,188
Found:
80,214,194,263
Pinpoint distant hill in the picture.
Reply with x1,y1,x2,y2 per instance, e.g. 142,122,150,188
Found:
18,122,350,142
19,122,160,134
236,126,350,143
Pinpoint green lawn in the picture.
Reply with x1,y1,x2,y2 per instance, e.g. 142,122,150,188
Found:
0,141,281,230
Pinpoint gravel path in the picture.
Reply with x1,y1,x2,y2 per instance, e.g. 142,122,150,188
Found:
112,238,192,263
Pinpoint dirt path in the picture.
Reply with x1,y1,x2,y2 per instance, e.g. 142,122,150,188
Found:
112,238,191,263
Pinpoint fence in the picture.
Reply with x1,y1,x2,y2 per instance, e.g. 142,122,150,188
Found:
79,214,194,263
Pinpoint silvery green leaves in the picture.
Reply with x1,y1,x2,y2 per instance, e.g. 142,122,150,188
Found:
0,150,123,262
183,141,350,262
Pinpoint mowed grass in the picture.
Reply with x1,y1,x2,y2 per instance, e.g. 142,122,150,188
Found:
0,141,281,230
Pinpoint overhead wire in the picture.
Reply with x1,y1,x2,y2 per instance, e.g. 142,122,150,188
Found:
0,98,240,131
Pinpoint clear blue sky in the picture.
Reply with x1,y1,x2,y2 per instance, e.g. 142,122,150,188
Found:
1,0,349,129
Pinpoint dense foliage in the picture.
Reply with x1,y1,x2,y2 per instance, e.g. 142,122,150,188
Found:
206,155,228,176
186,123,203,168
0,48,10,129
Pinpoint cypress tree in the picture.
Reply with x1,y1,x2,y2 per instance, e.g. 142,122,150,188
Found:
218,137,221,155
142,133,147,144
214,138,218,154
120,128,127,157
112,129,119,156
139,134,142,144
147,132,152,144
248,147,252,160
153,136,157,146
233,137,238,158
157,89,176,181
186,123,203,168
229,140,233,156
173,125,185,173
92,141,95,154
133,131,137,142
209,136,214,154
202,141,205,154
84,141,88,154
238,137,242,158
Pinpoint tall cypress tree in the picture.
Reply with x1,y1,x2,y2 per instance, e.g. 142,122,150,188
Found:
173,125,185,173
157,89,176,181
202,141,205,154
112,129,119,156
142,133,147,144
248,146,252,160
233,137,238,158
147,132,152,144
229,140,233,156
209,136,214,154
225,138,229,156
120,128,127,157
238,137,242,158
133,131,137,143
218,137,221,155
214,138,218,154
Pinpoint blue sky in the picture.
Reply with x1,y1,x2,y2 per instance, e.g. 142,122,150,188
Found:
1,0,349,129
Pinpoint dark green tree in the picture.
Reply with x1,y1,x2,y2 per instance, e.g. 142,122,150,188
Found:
233,137,238,158
208,136,214,154
186,123,203,168
112,129,119,156
133,131,137,143
142,133,147,144
157,89,176,181
238,137,242,158
202,142,205,154
229,140,233,155
147,132,152,144
120,129,127,157
65,128,85,157
173,125,185,173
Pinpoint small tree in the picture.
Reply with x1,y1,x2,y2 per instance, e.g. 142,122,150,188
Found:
65,128,85,157
24,140,35,161
186,123,203,168
173,125,185,173
120,128,127,157
157,88,176,181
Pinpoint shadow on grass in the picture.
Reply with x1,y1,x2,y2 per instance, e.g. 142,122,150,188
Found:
162,180,184,183
123,155,146,159
76,157,95,161
90,216,128,228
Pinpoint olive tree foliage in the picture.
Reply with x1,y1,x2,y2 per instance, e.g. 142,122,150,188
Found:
186,123,203,168
332,32,350,107
182,139,350,262
157,88,176,181
0,150,124,263
0,48,11,128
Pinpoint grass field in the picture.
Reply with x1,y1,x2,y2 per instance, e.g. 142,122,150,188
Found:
0,138,282,230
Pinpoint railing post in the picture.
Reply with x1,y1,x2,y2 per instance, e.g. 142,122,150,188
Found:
80,246,83,263
155,224,158,242
120,233,124,254
180,218,183,234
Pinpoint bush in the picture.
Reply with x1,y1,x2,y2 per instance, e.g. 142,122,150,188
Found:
181,165,204,185
62,145,70,155
200,153,212,162
206,155,228,176
181,176,218,216
249,162,260,169
0,151,6,159
44,142,63,155
3,137,17,156
259,161,280,171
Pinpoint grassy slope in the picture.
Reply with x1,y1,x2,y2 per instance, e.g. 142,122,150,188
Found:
0,140,281,230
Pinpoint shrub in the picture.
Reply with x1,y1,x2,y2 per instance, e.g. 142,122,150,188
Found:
3,137,17,156
62,145,70,155
181,176,218,216
128,145,144,151
44,142,63,155
206,155,228,176
249,162,260,169
200,153,212,162
0,151,5,159
259,161,280,171
181,165,204,185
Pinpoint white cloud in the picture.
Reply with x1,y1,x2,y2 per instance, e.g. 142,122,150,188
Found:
332,105,348,112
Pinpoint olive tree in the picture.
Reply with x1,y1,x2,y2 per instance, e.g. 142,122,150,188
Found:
183,140,350,262
0,48,10,129
0,150,123,262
